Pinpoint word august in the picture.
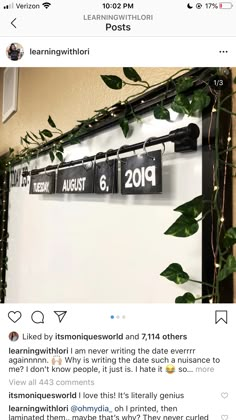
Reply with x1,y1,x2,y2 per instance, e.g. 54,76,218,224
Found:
13,150,162,196
62,177,86,192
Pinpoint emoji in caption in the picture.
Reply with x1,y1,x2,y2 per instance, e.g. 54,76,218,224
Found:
51,356,63,366
166,364,175,374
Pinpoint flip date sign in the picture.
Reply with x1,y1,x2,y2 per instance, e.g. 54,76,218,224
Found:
28,151,162,195
56,165,94,194
94,160,118,194
29,173,55,194
120,150,162,194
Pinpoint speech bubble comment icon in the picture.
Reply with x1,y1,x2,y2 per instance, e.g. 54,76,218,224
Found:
31,311,44,324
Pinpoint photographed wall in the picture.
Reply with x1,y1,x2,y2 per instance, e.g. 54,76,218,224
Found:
6,110,203,303
0,67,182,154
0,67,235,302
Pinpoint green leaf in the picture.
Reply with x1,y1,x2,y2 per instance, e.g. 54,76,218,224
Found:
176,77,194,93
217,255,236,281
57,145,64,153
39,132,46,141
175,292,196,303
56,152,63,162
48,115,56,128
171,94,191,115
123,67,142,82
100,75,123,90
77,125,88,135
22,136,30,145
26,132,34,141
49,150,55,162
119,118,129,138
223,227,236,248
233,77,236,84
190,90,211,114
31,131,39,140
160,263,189,284
164,215,199,237
68,133,81,145
174,195,203,218
41,129,53,138
153,104,170,121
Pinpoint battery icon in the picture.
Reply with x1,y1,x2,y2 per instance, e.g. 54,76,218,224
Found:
219,2,233,8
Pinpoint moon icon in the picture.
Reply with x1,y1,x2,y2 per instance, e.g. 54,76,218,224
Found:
187,3,193,8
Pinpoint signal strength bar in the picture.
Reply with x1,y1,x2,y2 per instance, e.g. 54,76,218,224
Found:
3,2,14,8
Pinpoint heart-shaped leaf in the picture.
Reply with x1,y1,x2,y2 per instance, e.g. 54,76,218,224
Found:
160,263,189,284
190,90,211,114
123,67,142,82
56,152,64,162
119,118,129,138
48,115,56,128
175,292,196,303
57,145,64,153
39,131,46,141
174,195,203,218
49,150,55,162
164,215,199,237
41,129,53,138
223,227,236,248
217,255,236,281
153,104,170,121
176,77,194,93
171,94,191,115
101,75,123,90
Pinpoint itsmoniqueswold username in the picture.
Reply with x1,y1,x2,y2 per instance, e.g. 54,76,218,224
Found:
9,392,78,399
29,48,90,56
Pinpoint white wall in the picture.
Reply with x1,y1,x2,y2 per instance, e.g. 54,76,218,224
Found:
6,109,202,303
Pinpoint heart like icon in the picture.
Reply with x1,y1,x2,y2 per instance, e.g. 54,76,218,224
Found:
8,311,22,323
221,392,228,399
221,415,228,420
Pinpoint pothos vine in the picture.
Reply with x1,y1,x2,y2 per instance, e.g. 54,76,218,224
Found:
0,67,235,303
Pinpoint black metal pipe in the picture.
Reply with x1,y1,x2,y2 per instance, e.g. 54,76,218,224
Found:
22,123,200,177
12,68,215,167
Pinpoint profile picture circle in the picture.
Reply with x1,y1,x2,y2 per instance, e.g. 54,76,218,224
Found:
6,42,24,61
9,331,19,342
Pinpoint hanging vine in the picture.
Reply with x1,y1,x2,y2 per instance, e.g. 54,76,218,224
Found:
0,67,235,303
160,72,235,303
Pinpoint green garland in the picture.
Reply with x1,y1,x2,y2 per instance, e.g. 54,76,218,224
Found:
0,67,235,303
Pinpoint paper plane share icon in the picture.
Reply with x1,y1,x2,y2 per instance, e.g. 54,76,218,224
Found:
54,311,67,323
